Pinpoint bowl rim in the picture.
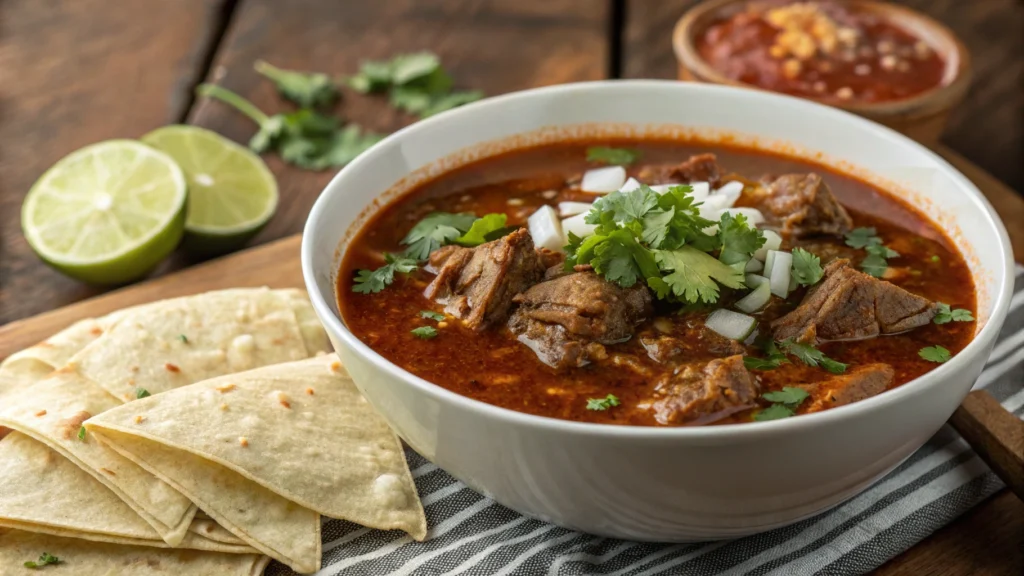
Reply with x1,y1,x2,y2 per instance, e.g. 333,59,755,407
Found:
672,0,972,117
302,79,1014,441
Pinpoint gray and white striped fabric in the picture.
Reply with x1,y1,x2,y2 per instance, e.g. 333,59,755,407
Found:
270,265,1024,576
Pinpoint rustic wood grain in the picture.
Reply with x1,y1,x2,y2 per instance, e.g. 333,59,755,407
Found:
949,391,1024,500
0,0,230,325
621,0,1024,192
622,3,1024,574
184,0,608,278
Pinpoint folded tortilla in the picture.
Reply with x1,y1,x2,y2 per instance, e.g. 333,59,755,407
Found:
87,355,427,573
0,527,269,576
0,432,254,554
0,288,329,545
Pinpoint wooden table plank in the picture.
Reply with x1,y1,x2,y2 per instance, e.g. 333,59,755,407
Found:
0,0,231,325
621,2,1024,574
620,0,1024,193
186,0,609,268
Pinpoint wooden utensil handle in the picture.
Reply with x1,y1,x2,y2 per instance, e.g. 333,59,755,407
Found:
949,390,1024,500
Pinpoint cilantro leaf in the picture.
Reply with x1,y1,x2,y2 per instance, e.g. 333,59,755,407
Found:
419,310,445,321
717,212,766,266
585,394,621,411
859,253,889,277
590,229,659,288
254,60,338,108
77,426,86,441
454,214,508,247
390,52,442,85
401,212,477,260
866,244,899,259
653,246,746,304
753,403,795,421
656,185,719,251
24,552,61,569
779,339,847,374
586,146,641,166
933,303,974,324
844,227,882,249
919,345,951,363
136,388,151,399
587,186,660,228
791,247,824,286
410,326,438,339
743,356,788,370
762,386,810,406
352,253,419,294
346,60,394,93
178,334,188,343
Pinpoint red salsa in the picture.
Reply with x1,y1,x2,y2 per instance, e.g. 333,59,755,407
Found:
697,1,947,103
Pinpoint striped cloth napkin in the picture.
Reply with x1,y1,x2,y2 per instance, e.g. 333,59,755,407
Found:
272,265,1023,576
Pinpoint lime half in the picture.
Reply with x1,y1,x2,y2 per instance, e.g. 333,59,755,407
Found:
22,140,187,284
142,125,278,254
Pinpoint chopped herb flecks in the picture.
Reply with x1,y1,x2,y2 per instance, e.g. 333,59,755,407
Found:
419,310,446,322
586,394,621,411
919,345,952,363
77,426,86,441
24,552,61,569
586,146,640,166
136,388,151,399
410,326,438,339
178,334,188,343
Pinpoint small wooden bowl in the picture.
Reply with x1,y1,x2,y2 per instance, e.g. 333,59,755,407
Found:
673,0,972,144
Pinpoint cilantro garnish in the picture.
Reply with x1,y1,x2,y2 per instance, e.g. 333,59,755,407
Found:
933,303,974,324
348,52,483,118
844,227,899,277
717,212,766,266
565,184,750,305
410,326,438,339
401,212,478,260
352,253,419,294
454,214,508,247
419,310,445,321
791,247,824,286
178,334,188,343
136,388,151,399
254,60,338,108
930,255,941,263
919,345,952,363
743,339,790,370
844,227,882,249
585,394,621,411
197,84,382,171
586,146,641,166
77,426,86,441
754,386,810,421
24,552,61,569
779,339,847,374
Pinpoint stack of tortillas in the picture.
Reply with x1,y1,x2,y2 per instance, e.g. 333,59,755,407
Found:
0,288,426,574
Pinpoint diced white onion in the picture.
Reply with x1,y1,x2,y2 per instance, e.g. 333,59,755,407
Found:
735,281,772,313
715,181,744,206
528,205,565,252
754,230,783,261
561,213,597,238
620,177,642,192
745,274,769,289
769,251,793,298
581,166,627,194
557,201,593,217
705,309,757,341
745,258,764,273
698,194,730,221
763,250,778,277
717,207,765,226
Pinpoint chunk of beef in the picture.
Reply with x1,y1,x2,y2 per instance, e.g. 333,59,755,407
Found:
637,153,722,188
423,228,544,330
639,327,745,363
650,355,759,425
752,173,853,238
508,272,652,369
797,364,894,413
772,259,937,343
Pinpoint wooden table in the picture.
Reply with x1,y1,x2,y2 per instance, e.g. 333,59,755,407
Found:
0,1,1021,574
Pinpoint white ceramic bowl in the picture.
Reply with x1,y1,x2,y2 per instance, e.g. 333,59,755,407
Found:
302,81,1013,540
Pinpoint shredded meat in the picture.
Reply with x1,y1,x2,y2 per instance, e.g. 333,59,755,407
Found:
798,364,895,412
772,259,937,343
751,173,853,238
423,228,544,330
650,356,759,425
508,272,652,369
637,153,722,188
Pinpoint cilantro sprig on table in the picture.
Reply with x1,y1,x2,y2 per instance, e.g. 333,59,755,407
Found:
347,52,484,119
844,227,899,278
586,146,641,166
254,60,339,108
565,184,763,304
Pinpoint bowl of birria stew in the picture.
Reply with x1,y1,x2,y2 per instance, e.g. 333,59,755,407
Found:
302,81,1012,540
674,0,971,144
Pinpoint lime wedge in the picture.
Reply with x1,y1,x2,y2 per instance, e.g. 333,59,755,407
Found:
142,125,278,254
22,140,187,284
